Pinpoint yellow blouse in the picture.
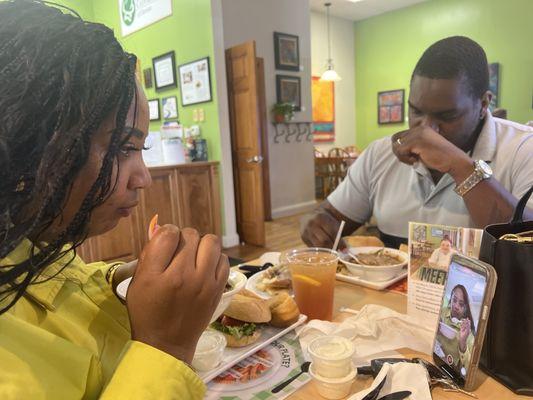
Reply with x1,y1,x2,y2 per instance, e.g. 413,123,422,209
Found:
0,239,205,399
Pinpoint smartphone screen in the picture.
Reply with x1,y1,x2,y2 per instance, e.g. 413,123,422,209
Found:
433,258,488,384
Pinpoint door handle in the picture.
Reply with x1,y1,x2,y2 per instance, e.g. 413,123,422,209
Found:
246,155,263,164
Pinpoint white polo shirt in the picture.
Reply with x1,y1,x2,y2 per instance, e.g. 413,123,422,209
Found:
328,112,533,240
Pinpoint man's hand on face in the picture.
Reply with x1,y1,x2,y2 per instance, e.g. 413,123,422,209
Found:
391,124,474,181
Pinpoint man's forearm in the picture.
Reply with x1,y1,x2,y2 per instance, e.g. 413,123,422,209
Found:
450,158,533,227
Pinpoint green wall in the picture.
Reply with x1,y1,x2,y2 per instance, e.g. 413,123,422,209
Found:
354,0,533,149
55,0,94,20
91,0,223,164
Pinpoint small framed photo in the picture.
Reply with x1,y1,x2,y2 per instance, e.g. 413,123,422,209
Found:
274,32,300,71
143,68,153,89
152,51,177,91
378,89,404,124
162,96,178,119
178,57,212,106
148,99,160,121
276,75,301,111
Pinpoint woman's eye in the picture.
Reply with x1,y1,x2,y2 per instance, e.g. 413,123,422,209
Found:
120,146,139,157
120,143,150,157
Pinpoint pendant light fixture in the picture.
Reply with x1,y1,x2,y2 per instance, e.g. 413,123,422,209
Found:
320,2,341,82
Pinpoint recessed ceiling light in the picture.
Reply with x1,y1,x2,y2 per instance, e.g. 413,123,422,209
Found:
346,0,364,3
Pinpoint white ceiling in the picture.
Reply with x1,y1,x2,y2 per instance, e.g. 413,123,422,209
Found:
309,0,429,21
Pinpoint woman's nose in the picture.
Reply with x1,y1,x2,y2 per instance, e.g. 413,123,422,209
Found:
129,160,152,190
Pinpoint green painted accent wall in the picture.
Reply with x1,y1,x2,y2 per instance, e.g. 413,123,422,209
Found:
354,0,533,149
91,0,222,164
55,0,94,20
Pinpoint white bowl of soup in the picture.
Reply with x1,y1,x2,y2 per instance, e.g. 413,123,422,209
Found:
339,247,407,281
210,269,247,323
116,269,246,323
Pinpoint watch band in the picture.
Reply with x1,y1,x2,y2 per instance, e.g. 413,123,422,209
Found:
454,161,490,197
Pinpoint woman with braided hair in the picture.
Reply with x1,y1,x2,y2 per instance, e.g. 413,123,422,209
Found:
0,1,229,398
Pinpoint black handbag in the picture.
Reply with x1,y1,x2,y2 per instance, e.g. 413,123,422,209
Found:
479,185,533,396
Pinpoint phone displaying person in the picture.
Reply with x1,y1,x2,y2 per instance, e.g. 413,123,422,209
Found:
433,254,497,391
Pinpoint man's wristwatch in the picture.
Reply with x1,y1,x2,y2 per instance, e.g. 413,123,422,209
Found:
454,160,493,197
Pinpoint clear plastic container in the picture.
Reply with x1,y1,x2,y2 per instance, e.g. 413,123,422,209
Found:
192,330,226,372
309,362,357,399
308,336,355,378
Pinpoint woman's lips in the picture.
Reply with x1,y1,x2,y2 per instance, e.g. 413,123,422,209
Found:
117,202,138,217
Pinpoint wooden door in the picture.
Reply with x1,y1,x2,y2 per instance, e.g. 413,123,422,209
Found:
175,164,222,236
138,167,180,245
226,41,265,246
256,57,272,221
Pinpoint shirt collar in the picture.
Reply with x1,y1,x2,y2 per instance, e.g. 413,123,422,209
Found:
471,110,497,162
1,239,80,311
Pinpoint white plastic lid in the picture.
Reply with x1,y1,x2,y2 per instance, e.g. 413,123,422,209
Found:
308,336,355,361
195,330,226,355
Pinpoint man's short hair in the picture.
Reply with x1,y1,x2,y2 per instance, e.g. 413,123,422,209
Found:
412,36,489,99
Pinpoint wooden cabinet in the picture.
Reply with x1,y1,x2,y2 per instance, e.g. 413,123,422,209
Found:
79,162,222,263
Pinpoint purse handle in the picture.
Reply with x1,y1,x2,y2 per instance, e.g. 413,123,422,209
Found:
511,185,533,225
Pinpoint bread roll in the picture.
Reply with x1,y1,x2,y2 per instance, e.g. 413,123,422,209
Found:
268,293,300,328
399,244,409,254
224,290,271,323
223,330,261,348
343,235,384,248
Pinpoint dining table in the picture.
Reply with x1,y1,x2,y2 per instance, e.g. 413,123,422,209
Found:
238,262,528,400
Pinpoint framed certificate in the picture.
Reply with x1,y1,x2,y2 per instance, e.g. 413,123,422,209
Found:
152,51,177,91
148,99,160,121
178,57,212,106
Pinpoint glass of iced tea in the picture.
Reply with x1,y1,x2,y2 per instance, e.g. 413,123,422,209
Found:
283,248,339,321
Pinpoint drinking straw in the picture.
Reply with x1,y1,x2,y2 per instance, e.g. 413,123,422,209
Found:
332,220,346,251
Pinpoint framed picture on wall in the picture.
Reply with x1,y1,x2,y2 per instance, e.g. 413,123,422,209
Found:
276,75,301,111
162,96,178,119
312,76,335,143
274,32,300,71
143,68,153,89
488,62,500,111
152,51,177,91
378,89,404,124
148,99,160,121
178,57,212,106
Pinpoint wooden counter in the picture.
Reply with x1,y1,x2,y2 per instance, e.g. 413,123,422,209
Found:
78,162,221,263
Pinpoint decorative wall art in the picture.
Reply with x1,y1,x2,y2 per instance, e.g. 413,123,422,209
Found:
311,76,335,143
378,89,404,124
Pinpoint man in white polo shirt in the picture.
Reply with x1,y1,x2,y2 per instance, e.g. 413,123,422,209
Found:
302,36,533,248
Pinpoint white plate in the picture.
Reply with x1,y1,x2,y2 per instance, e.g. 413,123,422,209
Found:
336,268,407,291
200,314,307,383
245,270,293,299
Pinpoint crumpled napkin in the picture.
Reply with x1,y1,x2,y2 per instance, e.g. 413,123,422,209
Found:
296,304,434,363
349,362,432,400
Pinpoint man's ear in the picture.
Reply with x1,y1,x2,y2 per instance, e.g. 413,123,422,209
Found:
479,91,492,119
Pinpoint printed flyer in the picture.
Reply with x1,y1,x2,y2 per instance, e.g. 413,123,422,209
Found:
407,222,483,328
205,332,309,400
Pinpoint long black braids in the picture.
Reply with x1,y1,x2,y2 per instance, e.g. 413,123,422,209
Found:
0,0,138,313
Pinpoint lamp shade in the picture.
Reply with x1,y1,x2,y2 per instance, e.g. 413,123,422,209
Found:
320,68,342,82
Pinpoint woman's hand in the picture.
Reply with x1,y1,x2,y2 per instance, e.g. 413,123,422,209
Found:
458,318,471,353
126,225,230,364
